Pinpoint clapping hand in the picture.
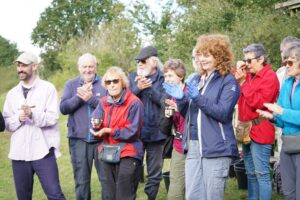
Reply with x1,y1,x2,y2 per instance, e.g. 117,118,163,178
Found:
163,82,184,99
264,103,283,115
186,81,199,99
256,109,274,119
77,82,93,101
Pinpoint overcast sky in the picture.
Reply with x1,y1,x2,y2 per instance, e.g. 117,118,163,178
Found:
0,0,52,55
0,0,167,56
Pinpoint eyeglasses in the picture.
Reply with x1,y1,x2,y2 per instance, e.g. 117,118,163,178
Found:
136,59,147,64
243,56,260,64
282,60,294,67
104,79,120,85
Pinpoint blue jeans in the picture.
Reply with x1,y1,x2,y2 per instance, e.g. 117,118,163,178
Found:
242,141,272,200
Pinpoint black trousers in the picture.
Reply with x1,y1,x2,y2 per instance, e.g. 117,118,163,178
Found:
101,157,142,200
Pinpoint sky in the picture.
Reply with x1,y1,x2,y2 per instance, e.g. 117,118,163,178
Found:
0,0,52,55
0,0,166,56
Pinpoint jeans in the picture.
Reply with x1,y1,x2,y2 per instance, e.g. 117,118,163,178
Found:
69,139,105,200
185,140,231,200
242,141,272,200
143,140,164,200
12,148,65,200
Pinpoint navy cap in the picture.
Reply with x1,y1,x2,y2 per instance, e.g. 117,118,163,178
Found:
135,46,158,60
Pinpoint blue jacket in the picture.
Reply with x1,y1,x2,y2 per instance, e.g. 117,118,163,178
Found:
128,70,166,142
179,71,240,158
60,75,107,142
275,77,300,135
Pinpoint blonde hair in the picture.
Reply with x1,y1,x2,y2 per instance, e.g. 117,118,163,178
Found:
102,66,129,88
195,34,233,76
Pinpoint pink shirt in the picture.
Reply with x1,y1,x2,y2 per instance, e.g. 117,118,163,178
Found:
3,77,61,161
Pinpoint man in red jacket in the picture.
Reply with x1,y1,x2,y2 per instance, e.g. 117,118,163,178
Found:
235,43,279,200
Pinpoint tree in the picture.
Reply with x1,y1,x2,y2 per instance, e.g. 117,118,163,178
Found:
49,17,141,89
32,0,124,51
136,0,300,72
0,35,19,67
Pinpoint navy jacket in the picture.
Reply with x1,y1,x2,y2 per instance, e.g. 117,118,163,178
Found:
179,71,240,158
60,75,106,142
128,70,166,142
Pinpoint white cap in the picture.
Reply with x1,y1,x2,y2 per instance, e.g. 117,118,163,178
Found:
16,52,38,65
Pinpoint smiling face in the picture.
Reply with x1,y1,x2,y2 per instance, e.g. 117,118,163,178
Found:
78,59,97,83
243,52,264,74
196,52,216,75
17,62,37,83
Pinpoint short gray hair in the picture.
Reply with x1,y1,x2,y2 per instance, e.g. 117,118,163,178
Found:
280,36,300,51
77,53,98,68
283,44,300,61
243,43,268,65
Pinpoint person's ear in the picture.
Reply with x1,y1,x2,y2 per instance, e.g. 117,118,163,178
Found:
258,56,264,65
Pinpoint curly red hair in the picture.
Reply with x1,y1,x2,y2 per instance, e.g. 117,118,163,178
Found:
195,34,233,76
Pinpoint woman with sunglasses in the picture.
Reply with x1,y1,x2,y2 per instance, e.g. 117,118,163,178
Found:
163,34,240,200
90,66,144,200
235,43,280,200
257,45,300,200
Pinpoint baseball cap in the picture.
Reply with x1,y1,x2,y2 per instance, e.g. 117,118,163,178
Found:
16,52,38,65
135,46,158,61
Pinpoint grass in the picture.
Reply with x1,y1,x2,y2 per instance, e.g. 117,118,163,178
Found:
0,114,284,199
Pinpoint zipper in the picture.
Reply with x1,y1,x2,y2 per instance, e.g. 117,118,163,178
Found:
218,122,226,141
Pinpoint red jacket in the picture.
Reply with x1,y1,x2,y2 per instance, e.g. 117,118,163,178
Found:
95,88,144,160
238,64,279,144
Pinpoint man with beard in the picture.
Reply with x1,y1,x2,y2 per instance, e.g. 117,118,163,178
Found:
60,53,107,200
3,52,65,200
128,46,165,200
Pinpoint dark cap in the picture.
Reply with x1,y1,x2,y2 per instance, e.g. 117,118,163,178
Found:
135,46,158,60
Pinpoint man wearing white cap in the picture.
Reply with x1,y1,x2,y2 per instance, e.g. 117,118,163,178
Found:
3,52,65,200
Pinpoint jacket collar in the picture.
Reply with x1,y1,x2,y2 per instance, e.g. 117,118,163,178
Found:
247,64,271,79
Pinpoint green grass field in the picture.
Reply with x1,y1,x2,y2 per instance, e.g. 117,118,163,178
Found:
0,115,284,200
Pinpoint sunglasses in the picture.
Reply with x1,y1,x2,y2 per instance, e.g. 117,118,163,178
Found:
136,59,147,64
243,56,260,64
104,79,120,85
282,60,294,67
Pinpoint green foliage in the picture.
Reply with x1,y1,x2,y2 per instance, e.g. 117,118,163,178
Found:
32,0,124,51
49,17,141,90
0,66,18,95
0,36,19,67
138,0,300,72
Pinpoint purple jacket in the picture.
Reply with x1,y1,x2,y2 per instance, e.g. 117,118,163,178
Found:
60,75,106,142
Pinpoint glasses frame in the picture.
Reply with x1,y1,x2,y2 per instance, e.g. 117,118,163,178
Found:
136,59,147,64
104,79,120,85
283,60,294,67
243,55,261,64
